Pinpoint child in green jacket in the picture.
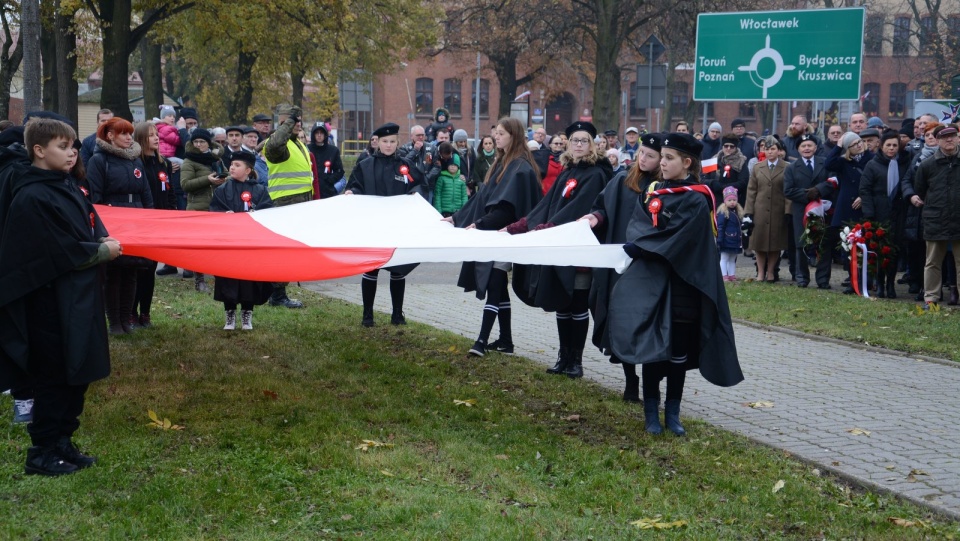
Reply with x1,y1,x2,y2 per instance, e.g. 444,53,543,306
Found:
433,142,468,217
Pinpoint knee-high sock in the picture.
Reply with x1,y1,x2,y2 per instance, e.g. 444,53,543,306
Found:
389,273,406,314
642,362,666,402
361,271,378,313
479,269,508,343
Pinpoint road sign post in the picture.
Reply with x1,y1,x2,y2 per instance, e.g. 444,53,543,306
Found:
694,8,865,101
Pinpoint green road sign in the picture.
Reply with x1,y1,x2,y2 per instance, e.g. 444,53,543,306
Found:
694,8,865,101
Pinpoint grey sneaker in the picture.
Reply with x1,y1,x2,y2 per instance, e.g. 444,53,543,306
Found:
13,399,33,424
223,310,236,331
241,310,253,330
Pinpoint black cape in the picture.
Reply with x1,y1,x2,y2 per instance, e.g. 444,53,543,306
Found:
307,138,345,199
346,151,424,198
209,178,275,304
454,159,541,298
608,179,743,387
0,146,111,389
512,157,612,311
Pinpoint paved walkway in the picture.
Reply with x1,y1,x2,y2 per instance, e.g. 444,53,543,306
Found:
306,263,960,520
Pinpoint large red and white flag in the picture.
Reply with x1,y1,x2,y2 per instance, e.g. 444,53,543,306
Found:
98,195,630,282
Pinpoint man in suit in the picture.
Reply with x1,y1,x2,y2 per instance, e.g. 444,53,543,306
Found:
783,134,835,288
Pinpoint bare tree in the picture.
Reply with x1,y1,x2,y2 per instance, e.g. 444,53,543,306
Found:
21,0,40,113
0,2,22,121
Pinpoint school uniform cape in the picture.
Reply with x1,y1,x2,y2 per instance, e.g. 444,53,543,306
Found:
454,159,541,299
512,154,612,311
0,145,111,390
209,178,275,305
608,180,743,387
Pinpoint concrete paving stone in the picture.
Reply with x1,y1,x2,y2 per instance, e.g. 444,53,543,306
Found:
305,265,960,519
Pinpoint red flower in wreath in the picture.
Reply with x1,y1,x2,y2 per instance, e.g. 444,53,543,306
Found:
863,221,873,230
869,242,878,250
882,258,891,268
864,231,874,240
881,246,891,255
875,228,885,238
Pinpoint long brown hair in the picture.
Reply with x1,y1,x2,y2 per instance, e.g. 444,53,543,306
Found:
623,160,661,193
485,117,541,187
134,121,164,165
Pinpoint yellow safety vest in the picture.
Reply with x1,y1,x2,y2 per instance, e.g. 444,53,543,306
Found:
264,138,314,200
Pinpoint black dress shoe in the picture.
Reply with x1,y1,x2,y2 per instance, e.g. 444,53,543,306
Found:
156,265,178,276
25,446,78,476
181,270,195,278
817,284,832,290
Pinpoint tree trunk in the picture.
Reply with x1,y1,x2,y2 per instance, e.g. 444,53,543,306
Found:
21,0,42,113
41,15,56,112
98,0,134,120
290,52,305,108
489,52,518,121
227,49,257,124
55,7,78,124
140,14,164,121
592,13,622,132
0,18,23,121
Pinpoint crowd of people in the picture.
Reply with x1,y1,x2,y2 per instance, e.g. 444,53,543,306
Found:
4,99,959,477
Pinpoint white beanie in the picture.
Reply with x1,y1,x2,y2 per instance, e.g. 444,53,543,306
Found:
708,122,722,132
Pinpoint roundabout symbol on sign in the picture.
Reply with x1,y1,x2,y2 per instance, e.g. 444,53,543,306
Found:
737,35,796,99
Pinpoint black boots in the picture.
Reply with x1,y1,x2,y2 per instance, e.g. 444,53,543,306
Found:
546,346,570,375
622,363,640,403
25,446,79,476
269,287,303,308
55,437,97,469
643,396,662,435
664,399,686,436
563,349,583,378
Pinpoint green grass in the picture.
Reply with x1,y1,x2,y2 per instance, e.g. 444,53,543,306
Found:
725,281,960,362
1,278,957,539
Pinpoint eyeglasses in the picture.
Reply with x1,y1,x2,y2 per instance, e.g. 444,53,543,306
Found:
569,138,591,146
722,144,736,148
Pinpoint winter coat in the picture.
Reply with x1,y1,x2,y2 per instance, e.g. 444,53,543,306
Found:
704,149,749,206
307,134,345,199
913,148,960,241
701,135,721,160
84,139,154,209
425,108,454,142
716,208,743,253
859,151,909,224
825,145,873,227
157,122,181,159
140,153,178,210
80,133,97,167
737,135,757,161
783,155,833,244
472,150,495,192
433,159,469,214
744,159,788,252
541,152,563,195
900,145,938,241
346,150,424,197
180,140,226,211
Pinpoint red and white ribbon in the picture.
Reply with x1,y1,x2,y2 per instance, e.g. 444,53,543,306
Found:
562,178,578,198
241,191,252,212
399,165,413,185
324,160,331,174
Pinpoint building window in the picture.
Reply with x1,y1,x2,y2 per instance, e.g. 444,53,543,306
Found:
739,102,757,118
919,16,936,55
470,78,489,117
889,83,907,119
628,81,646,118
862,83,881,114
892,16,911,56
415,78,433,115
443,78,461,116
864,15,884,55
948,16,960,51
666,82,691,119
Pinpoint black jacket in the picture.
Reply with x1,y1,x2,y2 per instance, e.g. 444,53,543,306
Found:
210,177,273,213
346,151,424,197
308,138,345,199
913,148,960,241
859,151,909,223
141,154,178,210
85,140,154,209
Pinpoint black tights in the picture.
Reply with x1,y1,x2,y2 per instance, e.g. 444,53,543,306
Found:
132,262,158,317
641,321,696,402
224,302,253,311
477,269,511,343
362,268,411,314
555,289,589,351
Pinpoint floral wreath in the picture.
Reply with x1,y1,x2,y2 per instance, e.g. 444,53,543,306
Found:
841,220,897,297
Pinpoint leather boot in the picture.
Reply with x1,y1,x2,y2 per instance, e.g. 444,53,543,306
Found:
950,286,959,306
876,273,886,298
546,347,570,375
622,363,640,403
563,349,584,379
643,397,662,435
55,437,97,469
664,399,686,436
25,446,78,476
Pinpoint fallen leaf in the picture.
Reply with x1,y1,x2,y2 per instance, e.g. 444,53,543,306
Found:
885,464,896,470
746,401,774,409
261,355,270,359
772,480,785,493
847,428,871,436
562,414,581,421
146,410,184,430
495,454,509,460
909,469,929,476
453,399,477,407
355,439,394,452
630,515,688,530
379,470,395,477
263,390,279,400
341,514,353,521
447,346,457,352
887,517,928,528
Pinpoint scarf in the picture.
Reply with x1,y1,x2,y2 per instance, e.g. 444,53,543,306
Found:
886,157,899,197
482,148,495,158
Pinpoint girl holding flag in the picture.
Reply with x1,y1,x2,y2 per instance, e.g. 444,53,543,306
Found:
504,121,613,378
608,132,743,436
209,151,273,330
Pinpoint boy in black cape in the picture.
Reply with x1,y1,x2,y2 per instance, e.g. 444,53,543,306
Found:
609,132,743,436
0,118,121,475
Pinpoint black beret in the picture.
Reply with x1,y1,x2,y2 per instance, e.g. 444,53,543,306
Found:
179,107,198,120
190,127,213,144
372,122,400,138
566,121,597,139
24,110,76,131
799,133,819,146
731,118,746,128
229,149,257,169
661,132,703,157
252,114,271,122
603,129,617,137
225,126,243,135
640,133,661,153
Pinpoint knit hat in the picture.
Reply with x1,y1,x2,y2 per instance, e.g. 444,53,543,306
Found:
867,117,884,128
190,127,213,144
899,119,916,136
179,107,198,121
731,118,746,128
840,131,860,151
723,186,738,202
453,129,468,142
708,122,722,133
159,106,176,120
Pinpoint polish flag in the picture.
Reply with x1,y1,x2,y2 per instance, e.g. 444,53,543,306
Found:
701,157,718,174
98,196,630,282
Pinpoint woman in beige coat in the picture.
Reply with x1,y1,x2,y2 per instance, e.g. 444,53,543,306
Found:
745,136,789,282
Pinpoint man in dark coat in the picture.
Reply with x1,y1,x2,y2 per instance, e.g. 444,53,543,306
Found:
307,123,344,199
783,134,834,289
425,108,454,142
